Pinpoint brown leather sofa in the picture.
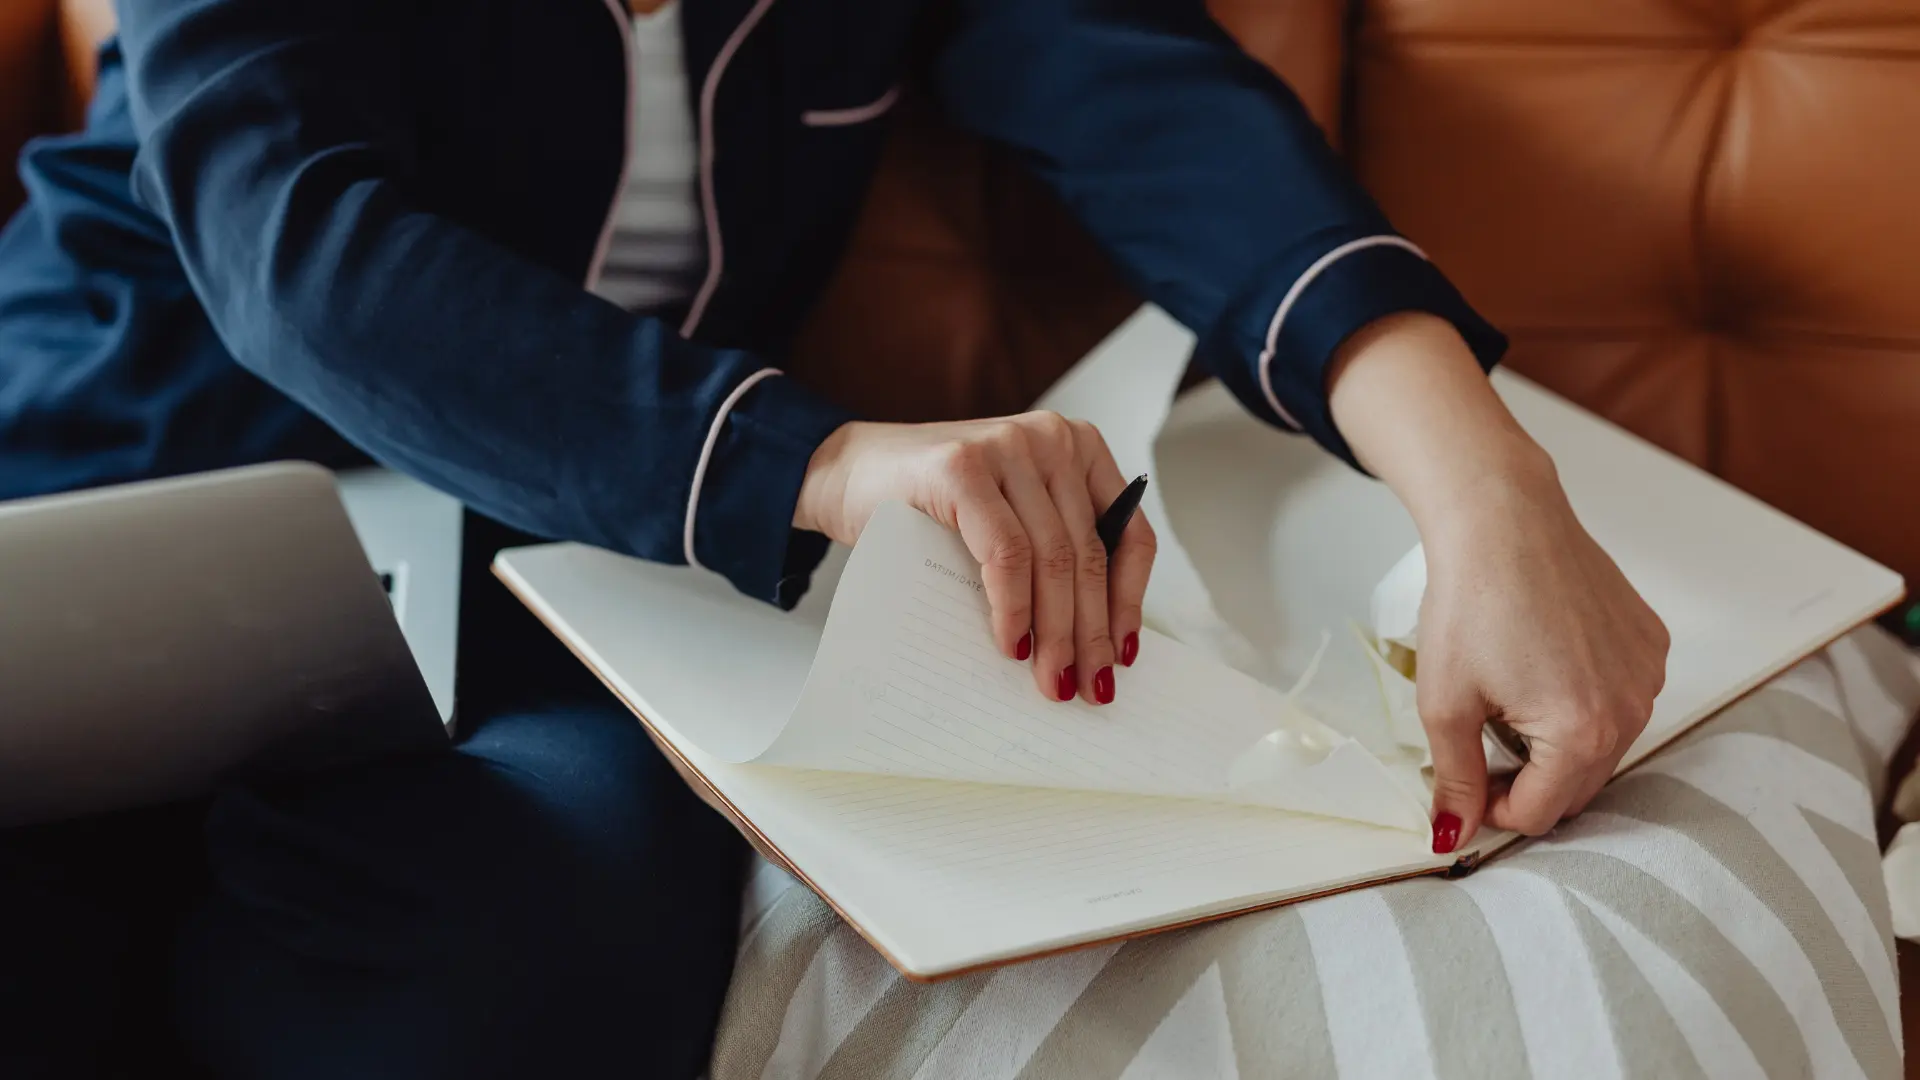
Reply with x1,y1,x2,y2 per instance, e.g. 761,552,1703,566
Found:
7,0,1920,1059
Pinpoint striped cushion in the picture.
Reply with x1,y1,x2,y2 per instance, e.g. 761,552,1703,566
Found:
710,626,1920,1080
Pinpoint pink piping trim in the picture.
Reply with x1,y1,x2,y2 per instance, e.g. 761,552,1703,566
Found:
585,0,635,291
680,0,781,339
801,85,902,127
1255,235,1428,431
685,367,783,570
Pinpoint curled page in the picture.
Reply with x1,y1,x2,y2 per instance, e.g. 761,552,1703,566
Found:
1027,308,1270,678
698,501,1431,834
1370,545,1426,652
1357,545,1527,777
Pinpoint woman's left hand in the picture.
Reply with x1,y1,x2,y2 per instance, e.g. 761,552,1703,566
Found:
1411,447,1669,848
1328,312,1670,853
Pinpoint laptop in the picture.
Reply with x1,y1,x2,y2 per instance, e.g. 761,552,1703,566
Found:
0,462,462,827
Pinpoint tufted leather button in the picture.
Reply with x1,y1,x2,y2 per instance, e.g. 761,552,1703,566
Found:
1351,0,1920,585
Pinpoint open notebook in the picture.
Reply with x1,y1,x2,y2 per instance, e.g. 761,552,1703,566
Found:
496,309,1903,980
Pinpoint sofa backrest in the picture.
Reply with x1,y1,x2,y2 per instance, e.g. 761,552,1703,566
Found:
1346,0,1920,585
788,0,1349,424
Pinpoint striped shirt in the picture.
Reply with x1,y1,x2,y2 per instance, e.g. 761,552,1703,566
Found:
591,1,706,313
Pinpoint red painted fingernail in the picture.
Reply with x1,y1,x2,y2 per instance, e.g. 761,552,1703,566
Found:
1120,631,1139,667
1432,812,1461,855
1015,632,1032,661
1094,665,1115,704
1056,666,1077,702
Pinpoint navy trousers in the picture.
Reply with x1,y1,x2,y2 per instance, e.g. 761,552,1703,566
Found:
0,705,750,1080
0,535,751,1079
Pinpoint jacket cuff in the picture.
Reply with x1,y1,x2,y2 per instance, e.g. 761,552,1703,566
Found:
1202,235,1509,470
685,371,856,609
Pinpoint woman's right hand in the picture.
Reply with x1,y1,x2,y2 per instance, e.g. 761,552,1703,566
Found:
793,413,1156,706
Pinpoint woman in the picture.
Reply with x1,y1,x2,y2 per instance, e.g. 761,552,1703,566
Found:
0,0,1666,1075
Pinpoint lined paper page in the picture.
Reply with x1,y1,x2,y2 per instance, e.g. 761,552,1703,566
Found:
753,502,1428,830
743,766,1442,974
787,771,1353,915
780,560,1272,793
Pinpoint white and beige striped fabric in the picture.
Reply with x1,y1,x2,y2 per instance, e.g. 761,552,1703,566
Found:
589,2,706,314
709,626,1920,1080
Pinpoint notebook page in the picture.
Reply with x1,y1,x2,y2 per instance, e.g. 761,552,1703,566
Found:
757,769,1449,976
755,501,1431,832
494,542,1465,977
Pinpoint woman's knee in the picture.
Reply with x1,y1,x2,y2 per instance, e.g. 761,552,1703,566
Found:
454,702,745,868
181,705,747,1077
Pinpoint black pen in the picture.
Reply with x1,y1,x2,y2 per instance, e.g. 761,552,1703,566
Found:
1095,474,1148,557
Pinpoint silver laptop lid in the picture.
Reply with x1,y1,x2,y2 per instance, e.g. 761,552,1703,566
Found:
336,468,462,725
0,463,446,827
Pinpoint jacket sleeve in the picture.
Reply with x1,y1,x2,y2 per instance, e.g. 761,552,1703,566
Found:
932,0,1507,467
114,0,851,607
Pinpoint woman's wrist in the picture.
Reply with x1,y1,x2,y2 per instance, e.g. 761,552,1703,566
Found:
793,421,857,538
1325,312,1562,549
